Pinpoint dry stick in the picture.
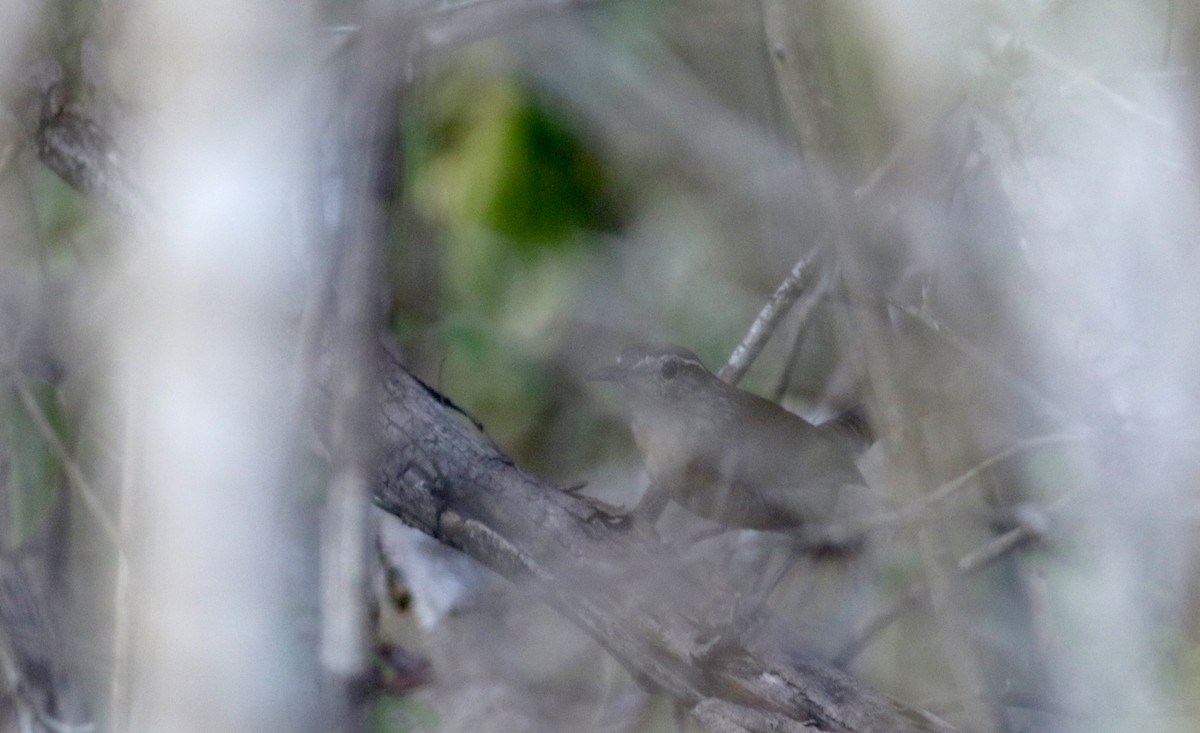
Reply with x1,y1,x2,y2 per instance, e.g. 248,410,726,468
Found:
718,251,819,386
835,494,1070,667
829,425,1081,670
714,134,916,387
376,351,944,733
761,19,1015,727
34,91,140,733
821,152,1009,733
319,16,411,727
719,83,959,392
867,429,1086,530
805,429,1084,549
14,379,122,550
886,300,1077,702
15,374,131,730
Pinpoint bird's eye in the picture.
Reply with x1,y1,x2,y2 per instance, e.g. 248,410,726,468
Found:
660,360,679,379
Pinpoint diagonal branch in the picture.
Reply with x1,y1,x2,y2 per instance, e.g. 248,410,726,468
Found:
373,344,949,733
718,251,823,386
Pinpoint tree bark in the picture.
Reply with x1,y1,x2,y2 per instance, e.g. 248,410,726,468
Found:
373,344,946,733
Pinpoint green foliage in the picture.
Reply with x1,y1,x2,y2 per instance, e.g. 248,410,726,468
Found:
481,98,618,247
399,56,626,470
409,61,621,257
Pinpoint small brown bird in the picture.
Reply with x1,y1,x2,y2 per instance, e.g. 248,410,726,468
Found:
589,343,868,535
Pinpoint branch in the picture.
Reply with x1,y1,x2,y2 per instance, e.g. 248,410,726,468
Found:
36,100,147,220
717,251,821,386
374,345,948,733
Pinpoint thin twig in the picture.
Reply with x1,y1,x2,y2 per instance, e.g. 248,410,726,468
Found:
813,429,1085,541
13,379,123,551
880,429,1085,527
834,494,1070,666
718,250,820,386
726,47,960,393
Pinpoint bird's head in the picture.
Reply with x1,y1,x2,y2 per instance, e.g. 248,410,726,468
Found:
587,343,717,412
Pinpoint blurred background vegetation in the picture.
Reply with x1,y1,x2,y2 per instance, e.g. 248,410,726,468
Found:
6,0,1200,732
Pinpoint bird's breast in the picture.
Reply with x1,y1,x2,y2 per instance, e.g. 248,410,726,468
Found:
630,413,700,484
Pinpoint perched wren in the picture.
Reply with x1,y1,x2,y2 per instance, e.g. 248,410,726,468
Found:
589,343,868,535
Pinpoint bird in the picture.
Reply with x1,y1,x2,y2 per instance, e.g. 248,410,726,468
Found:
588,343,869,539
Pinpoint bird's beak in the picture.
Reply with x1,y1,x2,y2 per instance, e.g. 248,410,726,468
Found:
586,363,625,382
